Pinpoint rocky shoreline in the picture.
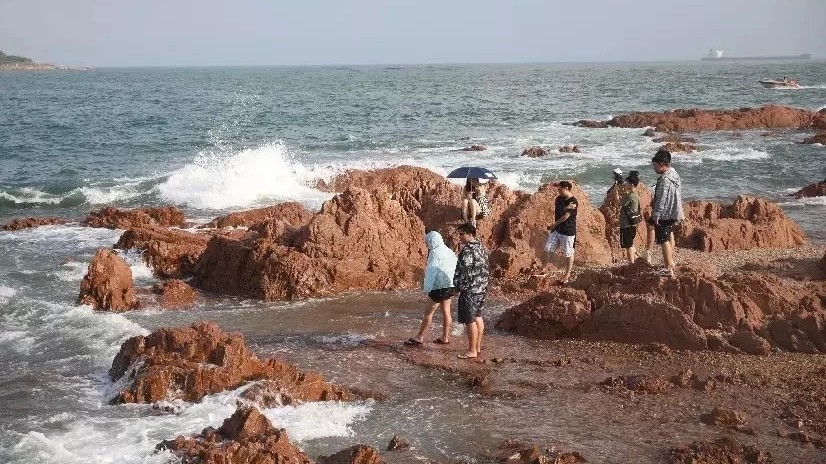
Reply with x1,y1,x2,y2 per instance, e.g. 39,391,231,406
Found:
3,120,826,461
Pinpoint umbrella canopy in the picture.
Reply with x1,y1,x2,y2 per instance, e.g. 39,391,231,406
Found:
445,166,497,180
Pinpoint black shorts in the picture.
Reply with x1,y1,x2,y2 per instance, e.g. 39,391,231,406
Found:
457,292,485,324
428,287,455,303
654,220,677,245
619,226,637,249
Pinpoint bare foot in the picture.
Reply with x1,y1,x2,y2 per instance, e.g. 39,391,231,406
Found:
457,352,478,359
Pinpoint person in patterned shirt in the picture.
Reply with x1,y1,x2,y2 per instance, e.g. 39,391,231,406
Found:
453,222,490,359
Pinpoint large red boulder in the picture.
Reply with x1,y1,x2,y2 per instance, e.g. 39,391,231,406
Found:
78,249,139,311
194,186,427,300
675,196,806,251
669,437,772,464
201,201,313,230
577,105,824,132
151,279,198,309
321,445,384,464
110,321,360,404
83,206,186,229
1,217,65,231
495,288,591,339
791,178,826,198
115,226,211,278
156,407,314,464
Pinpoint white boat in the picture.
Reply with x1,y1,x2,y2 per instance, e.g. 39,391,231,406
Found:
759,78,801,89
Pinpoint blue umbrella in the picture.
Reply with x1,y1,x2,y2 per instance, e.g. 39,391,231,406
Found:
445,166,497,180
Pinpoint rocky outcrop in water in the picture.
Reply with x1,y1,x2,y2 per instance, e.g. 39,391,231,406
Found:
521,146,547,157
798,132,826,145
675,196,806,252
115,226,211,278
78,248,139,311
321,445,384,464
110,321,359,404
575,105,826,132
151,279,197,309
497,260,826,353
156,406,314,464
84,206,186,229
791,178,826,198
652,134,697,144
461,144,487,151
1,217,65,231
200,202,313,230
659,142,696,153
558,145,581,153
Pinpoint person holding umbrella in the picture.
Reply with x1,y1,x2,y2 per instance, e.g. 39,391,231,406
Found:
446,166,496,227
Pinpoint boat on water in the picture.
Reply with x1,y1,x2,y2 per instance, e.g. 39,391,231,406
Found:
759,78,801,89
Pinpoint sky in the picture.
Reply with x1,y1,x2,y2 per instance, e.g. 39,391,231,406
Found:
1,0,825,66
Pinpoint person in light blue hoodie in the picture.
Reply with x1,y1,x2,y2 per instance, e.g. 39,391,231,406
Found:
405,231,458,346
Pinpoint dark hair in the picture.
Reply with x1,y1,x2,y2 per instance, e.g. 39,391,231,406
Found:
558,180,573,190
652,148,671,165
464,179,473,193
457,222,477,236
625,170,640,187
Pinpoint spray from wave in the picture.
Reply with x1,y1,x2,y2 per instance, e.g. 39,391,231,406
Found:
156,142,332,210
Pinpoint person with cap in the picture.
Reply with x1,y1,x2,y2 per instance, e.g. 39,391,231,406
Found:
462,178,490,227
618,171,642,263
650,148,684,278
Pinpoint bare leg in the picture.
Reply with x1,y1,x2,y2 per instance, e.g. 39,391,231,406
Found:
440,299,452,342
462,199,470,222
475,316,484,354
562,254,575,282
413,302,438,342
463,322,478,358
669,232,676,264
468,199,480,226
643,224,655,263
662,241,676,277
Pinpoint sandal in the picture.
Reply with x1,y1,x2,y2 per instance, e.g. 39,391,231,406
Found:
457,353,478,359
403,338,423,346
433,338,451,345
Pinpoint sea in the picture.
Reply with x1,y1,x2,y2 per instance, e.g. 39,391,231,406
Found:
1,61,825,463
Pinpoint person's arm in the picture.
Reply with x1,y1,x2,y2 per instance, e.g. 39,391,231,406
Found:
549,201,576,229
453,249,470,291
652,179,666,224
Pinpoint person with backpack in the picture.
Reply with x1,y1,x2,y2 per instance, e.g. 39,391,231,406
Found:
618,170,642,263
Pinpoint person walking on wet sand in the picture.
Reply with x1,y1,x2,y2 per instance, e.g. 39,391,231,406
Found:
650,148,684,278
453,223,489,359
544,181,578,284
405,231,457,347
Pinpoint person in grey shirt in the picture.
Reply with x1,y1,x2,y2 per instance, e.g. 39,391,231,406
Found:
650,149,684,278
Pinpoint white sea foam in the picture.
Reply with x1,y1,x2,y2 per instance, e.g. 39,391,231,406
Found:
0,284,17,300
157,142,333,210
677,147,772,164
780,196,826,206
10,384,373,464
53,261,88,282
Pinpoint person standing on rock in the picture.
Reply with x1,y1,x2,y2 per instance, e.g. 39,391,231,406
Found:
650,148,684,278
405,231,458,346
544,181,578,284
462,178,490,227
453,223,489,359
619,171,642,263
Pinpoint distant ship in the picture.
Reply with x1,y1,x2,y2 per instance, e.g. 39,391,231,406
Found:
701,49,811,61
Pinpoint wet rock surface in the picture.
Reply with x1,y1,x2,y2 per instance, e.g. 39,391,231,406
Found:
151,279,198,309
799,132,826,145
320,445,384,464
791,178,826,198
115,226,211,278
521,146,547,157
78,248,138,311
492,439,587,463
575,104,826,132
461,144,487,151
109,321,360,404
669,437,773,463
558,145,581,153
84,206,186,229
1,216,65,231
659,141,696,153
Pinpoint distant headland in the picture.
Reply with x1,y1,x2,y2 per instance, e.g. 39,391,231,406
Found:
0,50,90,70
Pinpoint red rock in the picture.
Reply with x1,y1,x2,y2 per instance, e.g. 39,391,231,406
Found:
600,375,673,394
727,330,771,355
386,435,410,451
558,145,581,153
461,144,487,151
156,407,314,464
321,445,384,464
798,132,826,145
675,196,806,251
109,321,360,404
201,202,313,229
659,142,696,153
495,288,591,339
791,178,826,198
669,437,772,464
643,128,656,137
84,206,186,229
700,407,747,428
521,146,547,157
78,249,139,311
115,226,211,278
1,217,65,231
573,119,609,128
582,105,824,132
151,279,197,309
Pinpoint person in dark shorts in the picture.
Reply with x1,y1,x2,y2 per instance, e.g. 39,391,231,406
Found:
544,180,578,283
453,223,489,359
650,148,684,278
619,171,642,263
405,231,458,346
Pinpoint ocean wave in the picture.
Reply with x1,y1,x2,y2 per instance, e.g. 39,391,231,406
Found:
677,147,771,164
156,142,333,210
0,181,155,208
780,196,826,206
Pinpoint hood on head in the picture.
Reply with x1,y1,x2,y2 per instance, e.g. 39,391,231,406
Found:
425,231,445,250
